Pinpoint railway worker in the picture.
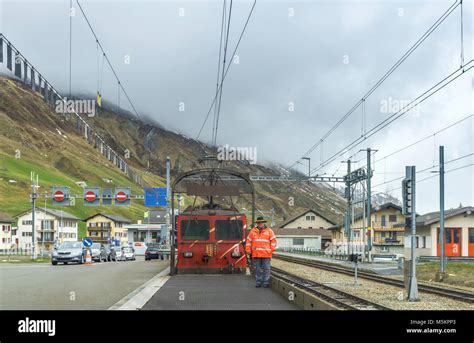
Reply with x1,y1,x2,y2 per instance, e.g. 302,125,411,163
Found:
245,216,277,288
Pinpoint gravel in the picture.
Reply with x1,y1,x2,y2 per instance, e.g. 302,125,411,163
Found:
273,259,474,310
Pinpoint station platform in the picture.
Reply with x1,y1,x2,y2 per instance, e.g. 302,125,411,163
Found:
141,274,299,310
275,252,403,276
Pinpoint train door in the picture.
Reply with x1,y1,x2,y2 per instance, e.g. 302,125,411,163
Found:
468,228,474,257
437,227,462,256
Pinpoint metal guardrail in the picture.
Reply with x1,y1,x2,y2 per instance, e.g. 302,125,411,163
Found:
418,256,474,263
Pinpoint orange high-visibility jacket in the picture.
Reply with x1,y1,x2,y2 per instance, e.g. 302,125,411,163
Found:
245,226,277,258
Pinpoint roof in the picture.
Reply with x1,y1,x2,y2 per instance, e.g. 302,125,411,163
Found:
14,208,80,221
327,224,343,231
275,208,336,228
395,206,474,227
273,228,332,238
0,212,14,223
83,212,132,223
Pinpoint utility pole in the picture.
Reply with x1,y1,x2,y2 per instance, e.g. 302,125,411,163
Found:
404,165,419,301
366,148,372,261
30,172,38,260
166,156,173,270
345,159,351,259
438,145,446,280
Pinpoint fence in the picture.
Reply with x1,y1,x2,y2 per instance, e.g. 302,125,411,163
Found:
0,33,144,187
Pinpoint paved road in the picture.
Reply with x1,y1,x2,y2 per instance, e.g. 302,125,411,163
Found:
0,257,169,310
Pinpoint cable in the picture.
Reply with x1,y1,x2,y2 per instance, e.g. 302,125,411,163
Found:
372,152,473,189
308,60,473,176
75,0,141,121
212,0,227,151
213,0,233,147
371,114,472,165
196,0,257,140
375,162,473,195
287,0,461,171
69,0,72,98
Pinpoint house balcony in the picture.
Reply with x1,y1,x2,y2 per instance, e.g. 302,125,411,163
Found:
373,238,403,246
37,235,55,242
371,221,406,231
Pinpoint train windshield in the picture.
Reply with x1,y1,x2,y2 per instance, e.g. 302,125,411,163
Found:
181,220,210,240
215,220,244,240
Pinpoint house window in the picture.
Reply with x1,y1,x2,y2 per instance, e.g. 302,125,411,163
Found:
293,238,304,246
381,215,386,227
305,215,310,221
415,236,419,248
389,215,397,222
469,228,474,244
297,226,302,229
381,232,386,238
311,216,315,221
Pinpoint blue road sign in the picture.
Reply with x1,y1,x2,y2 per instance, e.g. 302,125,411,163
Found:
83,238,93,247
144,187,167,207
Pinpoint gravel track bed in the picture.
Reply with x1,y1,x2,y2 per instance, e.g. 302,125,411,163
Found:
272,260,474,310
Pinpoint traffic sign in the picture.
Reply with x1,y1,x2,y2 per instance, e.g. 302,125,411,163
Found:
52,187,70,206
84,187,100,206
83,237,93,247
144,187,167,206
114,187,131,206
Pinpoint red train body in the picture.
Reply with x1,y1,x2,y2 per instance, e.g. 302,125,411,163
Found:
176,209,248,274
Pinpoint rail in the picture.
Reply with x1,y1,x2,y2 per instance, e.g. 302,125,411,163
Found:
273,253,474,303
271,267,391,310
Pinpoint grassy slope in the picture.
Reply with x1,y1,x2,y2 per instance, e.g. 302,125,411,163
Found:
0,78,196,238
0,76,347,230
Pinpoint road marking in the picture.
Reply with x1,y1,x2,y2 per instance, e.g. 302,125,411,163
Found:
108,267,170,310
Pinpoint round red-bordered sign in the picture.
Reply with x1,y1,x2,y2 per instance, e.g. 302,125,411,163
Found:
116,191,127,202
85,191,96,202
53,190,65,202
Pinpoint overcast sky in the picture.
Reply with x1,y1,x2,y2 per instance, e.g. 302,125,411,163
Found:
0,0,472,213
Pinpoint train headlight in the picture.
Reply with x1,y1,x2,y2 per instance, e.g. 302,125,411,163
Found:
231,251,242,258
183,251,193,258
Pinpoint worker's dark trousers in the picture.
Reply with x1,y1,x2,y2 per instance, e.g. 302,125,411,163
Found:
254,257,271,286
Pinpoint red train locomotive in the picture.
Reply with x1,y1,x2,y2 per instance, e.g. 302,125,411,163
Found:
170,166,256,274
176,205,248,273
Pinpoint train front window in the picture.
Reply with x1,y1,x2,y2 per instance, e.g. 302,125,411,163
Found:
215,220,244,240
181,220,210,240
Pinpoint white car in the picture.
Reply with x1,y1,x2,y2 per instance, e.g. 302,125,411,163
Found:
122,247,136,261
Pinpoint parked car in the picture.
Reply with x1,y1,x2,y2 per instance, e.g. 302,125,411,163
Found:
122,247,136,261
103,244,118,262
145,246,160,260
52,241,87,265
91,243,108,262
114,246,125,261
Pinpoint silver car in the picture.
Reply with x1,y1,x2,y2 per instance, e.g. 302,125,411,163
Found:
52,241,87,265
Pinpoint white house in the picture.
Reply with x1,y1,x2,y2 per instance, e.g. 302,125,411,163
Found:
274,209,335,250
15,208,80,252
0,212,15,250
402,206,474,258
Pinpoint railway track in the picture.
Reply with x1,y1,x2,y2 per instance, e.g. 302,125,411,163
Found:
271,267,391,310
274,253,474,304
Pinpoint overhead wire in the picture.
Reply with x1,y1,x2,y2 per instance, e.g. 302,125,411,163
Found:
75,0,141,121
287,0,461,171
196,0,257,141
